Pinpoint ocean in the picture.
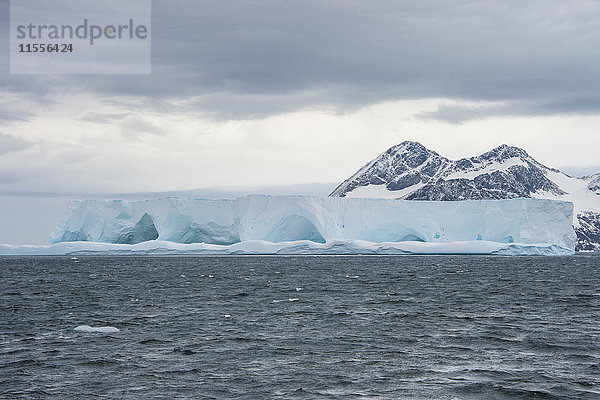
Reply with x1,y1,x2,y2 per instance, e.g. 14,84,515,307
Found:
1,255,599,399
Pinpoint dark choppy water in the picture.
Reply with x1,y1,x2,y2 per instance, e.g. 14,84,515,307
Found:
1,255,599,399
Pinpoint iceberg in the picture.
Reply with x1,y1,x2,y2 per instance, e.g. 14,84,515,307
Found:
35,195,576,255
74,325,120,333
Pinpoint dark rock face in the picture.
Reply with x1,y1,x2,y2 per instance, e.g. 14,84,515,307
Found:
330,142,449,196
576,212,600,252
330,141,599,251
405,166,563,201
588,175,600,194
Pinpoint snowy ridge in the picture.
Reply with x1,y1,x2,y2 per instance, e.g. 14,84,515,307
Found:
444,157,530,181
44,196,576,255
330,141,600,251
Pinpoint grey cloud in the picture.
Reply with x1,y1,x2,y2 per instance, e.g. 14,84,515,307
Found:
120,117,165,138
2,0,600,119
417,104,507,124
80,112,133,124
0,92,51,124
0,109,32,123
0,133,32,154
419,98,600,124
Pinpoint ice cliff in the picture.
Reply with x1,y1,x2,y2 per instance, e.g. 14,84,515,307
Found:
46,195,576,255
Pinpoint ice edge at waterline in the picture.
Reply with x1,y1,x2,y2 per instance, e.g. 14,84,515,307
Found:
0,239,575,256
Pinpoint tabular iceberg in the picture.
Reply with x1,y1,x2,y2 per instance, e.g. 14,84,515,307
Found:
39,195,576,255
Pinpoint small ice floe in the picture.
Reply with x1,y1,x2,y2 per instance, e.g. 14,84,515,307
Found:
74,325,120,333
272,298,299,303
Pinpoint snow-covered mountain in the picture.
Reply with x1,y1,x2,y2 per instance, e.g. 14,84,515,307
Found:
330,141,600,251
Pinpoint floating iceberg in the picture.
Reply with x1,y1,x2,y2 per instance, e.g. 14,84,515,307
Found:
74,325,120,333
0,195,576,255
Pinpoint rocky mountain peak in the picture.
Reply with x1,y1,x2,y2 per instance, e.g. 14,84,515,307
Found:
331,141,564,200
381,141,441,167
481,144,530,161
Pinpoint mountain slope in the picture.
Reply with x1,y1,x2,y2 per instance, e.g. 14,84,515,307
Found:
330,141,600,251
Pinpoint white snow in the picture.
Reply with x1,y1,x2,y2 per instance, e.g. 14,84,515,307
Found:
344,183,424,199
74,325,120,333
533,171,600,216
445,157,530,181
547,171,588,193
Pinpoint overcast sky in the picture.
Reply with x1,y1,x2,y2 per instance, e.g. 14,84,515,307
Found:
1,0,600,195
